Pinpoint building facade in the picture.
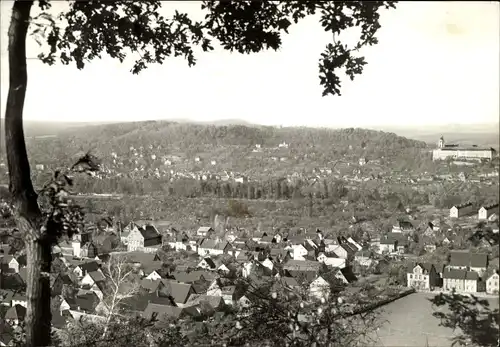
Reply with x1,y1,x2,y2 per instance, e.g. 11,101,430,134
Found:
432,136,496,161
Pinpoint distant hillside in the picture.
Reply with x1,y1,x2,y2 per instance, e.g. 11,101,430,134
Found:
0,119,117,138
54,120,427,154
0,120,438,187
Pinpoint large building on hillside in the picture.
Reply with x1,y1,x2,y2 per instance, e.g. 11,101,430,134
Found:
432,136,496,161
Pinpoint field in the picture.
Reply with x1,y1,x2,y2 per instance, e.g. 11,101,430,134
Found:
371,292,499,347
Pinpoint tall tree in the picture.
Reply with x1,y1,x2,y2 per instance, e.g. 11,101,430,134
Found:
5,0,396,344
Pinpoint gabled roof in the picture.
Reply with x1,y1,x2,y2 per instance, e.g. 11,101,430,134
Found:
449,250,488,268
141,278,163,292
452,202,473,209
408,262,435,274
339,267,358,283
481,203,499,211
197,227,214,233
0,255,17,264
140,225,161,240
185,294,225,309
5,304,26,321
74,292,99,312
121,252,158,265
143,303,184,320
283,259,321,271
87,270,106,283
260,235,274,243
121,292,175,312
200,258,216,269
443,268,479,281
161,280,193,304
77,261,100,273
199,239,217,249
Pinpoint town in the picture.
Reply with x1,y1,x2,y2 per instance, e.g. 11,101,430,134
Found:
0,194,498,344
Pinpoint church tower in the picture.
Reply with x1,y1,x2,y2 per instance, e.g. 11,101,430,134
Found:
438,136,445,149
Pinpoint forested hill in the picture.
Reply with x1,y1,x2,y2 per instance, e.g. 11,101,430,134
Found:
57,120,426,153
21,121,431,176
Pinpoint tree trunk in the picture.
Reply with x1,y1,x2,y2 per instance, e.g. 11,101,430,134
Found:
5,1,52,346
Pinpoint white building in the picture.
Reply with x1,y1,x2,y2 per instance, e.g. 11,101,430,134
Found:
478,204,499,220
432,136,496,161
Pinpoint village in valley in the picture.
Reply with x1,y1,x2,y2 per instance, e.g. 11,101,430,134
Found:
0,186,498,343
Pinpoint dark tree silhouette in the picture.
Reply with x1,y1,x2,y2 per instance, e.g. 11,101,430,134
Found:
5,0,397,344
429,290,499,347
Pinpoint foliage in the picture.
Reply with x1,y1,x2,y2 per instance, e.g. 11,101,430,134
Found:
33,1,396,97
49,275,387,347
429,290,499,347
227,200,251,218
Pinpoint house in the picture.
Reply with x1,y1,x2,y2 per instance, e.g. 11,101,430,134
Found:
161,280,195,306
1,255,19,273
252,232,268,242
309,276,331,300
269,249,291,263
167,232,190,251
478,203,499,220
220,286,237,305
486,271,499,294
378,233,409,254
73,261,100,279
120,221,140,245
127,224,162,253
354,250,374,267
5,304,26,326
217,263,231,274
197,239,231,256
392,221,414,233
289,244,309,260
185,294,226,314
197,257,217,271
80,270,106,287
424,244,437,253
197,227,214,237
53,241,75,256
447,250,488,276
260,258,274,271
283,260,323,282
347,237,362,251
333,267,358,284
449,202,474,218
143,303,185,321
442,269,483,293
273,233,283,244
258,235,274,244
330,243,357,260
145,270,162,281
407,263,439,290
52,273,76,296
78,242,98,259
317,253,346,269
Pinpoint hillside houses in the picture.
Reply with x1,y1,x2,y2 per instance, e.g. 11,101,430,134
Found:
1,207,497,337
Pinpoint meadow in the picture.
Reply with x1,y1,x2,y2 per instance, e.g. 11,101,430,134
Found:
372,292,499,347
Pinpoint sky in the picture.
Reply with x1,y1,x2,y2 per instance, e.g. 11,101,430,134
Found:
0,1,499,128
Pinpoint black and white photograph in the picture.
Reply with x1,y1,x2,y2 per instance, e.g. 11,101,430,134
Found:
0,1,498,346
